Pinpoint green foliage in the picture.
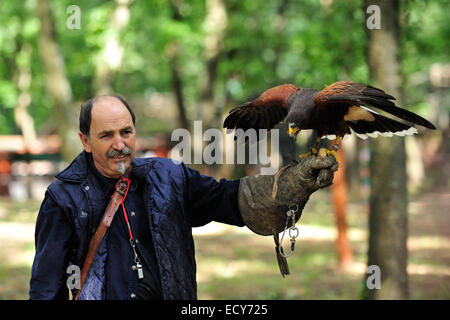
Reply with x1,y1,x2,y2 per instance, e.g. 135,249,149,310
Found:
402,0,450,114
0,0,447,135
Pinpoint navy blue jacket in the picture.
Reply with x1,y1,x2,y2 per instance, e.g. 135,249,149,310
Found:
29,151,244,299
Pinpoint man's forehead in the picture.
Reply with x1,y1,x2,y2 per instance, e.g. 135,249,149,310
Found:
90,96,133,131
92,96,126,112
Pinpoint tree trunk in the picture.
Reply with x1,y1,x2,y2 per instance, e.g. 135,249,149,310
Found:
169,51,190,130
364,0,409,299
37,0,81,161
13,43,38,150
331,146,353,270
271,0,297,167
199,0,228,128
168,1,190,131
93,0,132,95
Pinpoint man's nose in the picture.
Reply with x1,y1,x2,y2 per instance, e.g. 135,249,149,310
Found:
112,136,125,151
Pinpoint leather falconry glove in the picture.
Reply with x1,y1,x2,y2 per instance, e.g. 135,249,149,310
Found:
239,153,338,236
238,152,338,276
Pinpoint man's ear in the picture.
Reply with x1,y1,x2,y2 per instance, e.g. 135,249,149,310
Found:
79,132,92,153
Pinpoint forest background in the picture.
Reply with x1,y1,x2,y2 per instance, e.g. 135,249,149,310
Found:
0,0,448,299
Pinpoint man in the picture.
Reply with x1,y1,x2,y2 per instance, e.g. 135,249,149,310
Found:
29,95,337,300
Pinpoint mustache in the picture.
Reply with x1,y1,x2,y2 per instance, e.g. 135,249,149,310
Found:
107,146,132,158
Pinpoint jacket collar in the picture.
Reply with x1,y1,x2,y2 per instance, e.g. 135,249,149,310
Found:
55,151,90,183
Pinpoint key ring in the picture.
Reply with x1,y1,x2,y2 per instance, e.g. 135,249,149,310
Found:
279,204,301,258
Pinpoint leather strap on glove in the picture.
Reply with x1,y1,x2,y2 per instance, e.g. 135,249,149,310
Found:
238,153,338,236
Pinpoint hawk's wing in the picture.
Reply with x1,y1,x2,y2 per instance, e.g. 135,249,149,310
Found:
223,84,299,131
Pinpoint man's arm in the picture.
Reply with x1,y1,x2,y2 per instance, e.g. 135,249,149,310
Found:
181,163,245,228
29,193,73,299
181,153,337,234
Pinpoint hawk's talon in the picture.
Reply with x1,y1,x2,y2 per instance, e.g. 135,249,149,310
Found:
299,152,312,158
328,150,338,158
316,148,338,160
299,146,319,158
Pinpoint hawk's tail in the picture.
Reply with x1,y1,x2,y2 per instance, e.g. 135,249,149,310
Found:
347,111,418,139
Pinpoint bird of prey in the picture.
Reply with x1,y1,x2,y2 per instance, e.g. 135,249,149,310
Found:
223,81,436,157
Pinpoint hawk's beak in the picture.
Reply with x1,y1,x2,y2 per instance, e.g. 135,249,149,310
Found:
288,127,301,140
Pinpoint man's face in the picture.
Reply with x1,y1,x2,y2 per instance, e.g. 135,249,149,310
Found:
79,97,136,178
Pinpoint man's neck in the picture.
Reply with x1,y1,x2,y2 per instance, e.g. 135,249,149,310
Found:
87,153,118,186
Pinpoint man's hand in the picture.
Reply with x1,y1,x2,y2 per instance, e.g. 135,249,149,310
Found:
291,150,338,190
238,152,338,236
